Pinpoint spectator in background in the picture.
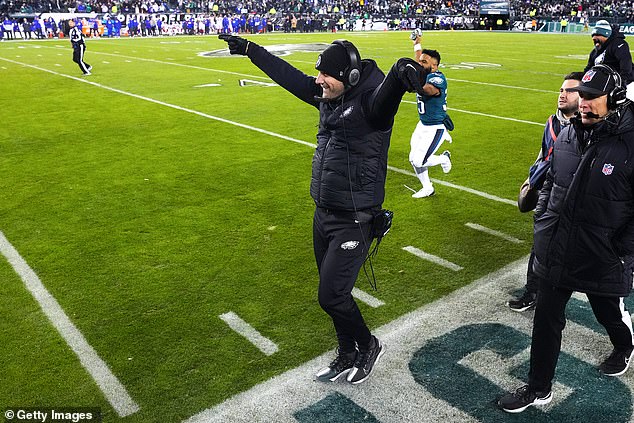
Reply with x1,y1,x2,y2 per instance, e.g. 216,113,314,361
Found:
90,18,99,37
22,18,32,39
585,20,634,100
12,18,22,39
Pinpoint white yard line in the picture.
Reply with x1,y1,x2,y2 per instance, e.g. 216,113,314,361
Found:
388,164,517,206
448,78,556,94
448,107,544,126
0,57,315,149
402,246,464,271
0,57,517,207
465,223,524,244
219,312,279,356
401,100,543,126
0,231,140,417
60,48,274,81
352,287,385,308
41,44,555,120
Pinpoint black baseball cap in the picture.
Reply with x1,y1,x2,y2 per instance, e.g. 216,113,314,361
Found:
568,67,616,97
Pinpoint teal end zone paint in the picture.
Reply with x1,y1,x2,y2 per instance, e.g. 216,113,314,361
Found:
409,323,631,422
294,392,379,423
566,295,634,335
567,297,604,334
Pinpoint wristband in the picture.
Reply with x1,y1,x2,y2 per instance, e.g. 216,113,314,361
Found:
414,43,422,52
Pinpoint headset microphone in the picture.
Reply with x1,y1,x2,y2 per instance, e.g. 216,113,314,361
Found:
314,95,330,103
585,111,602,118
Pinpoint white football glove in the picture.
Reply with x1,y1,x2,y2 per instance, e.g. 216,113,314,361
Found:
410,28,422,40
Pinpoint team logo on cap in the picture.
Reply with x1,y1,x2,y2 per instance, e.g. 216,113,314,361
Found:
582,70,596,82
602,163,614,175
316,55,322,67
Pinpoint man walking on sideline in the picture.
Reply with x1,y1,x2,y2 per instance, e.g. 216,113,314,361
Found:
499,65,634,413
508,72,584,312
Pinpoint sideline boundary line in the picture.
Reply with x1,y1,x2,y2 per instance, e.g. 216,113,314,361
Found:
0,230,140,417
0,57,516,206
183,257,531,423
184,255,634,422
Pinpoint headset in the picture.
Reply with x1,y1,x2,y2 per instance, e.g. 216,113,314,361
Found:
592,64,627,110
332,39,361,89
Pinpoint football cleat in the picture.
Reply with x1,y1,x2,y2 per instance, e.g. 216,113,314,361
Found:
412,187,435,198
441,150,452,173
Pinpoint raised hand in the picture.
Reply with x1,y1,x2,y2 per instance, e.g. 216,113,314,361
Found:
218,34,250,55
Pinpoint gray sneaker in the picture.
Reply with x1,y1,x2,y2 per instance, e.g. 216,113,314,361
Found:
315,349,357,382
347,336,385,384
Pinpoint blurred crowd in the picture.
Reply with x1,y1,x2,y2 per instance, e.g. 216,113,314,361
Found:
513,0,634,20
1,0,632,40
2,0,630,19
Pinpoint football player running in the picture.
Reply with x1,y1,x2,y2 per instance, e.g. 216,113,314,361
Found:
408,29,453,198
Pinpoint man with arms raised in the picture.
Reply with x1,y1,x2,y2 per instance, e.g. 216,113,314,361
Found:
219,34,427,384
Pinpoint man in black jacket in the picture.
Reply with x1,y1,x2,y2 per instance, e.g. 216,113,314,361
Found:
219,35,426,384
68,19,91,75
499,65,634,413
509,72,583,312
585,20,634,101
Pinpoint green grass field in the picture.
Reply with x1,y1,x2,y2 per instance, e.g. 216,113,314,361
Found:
0,30,600,422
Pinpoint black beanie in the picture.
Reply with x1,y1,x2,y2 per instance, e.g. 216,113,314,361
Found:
315,43,350,82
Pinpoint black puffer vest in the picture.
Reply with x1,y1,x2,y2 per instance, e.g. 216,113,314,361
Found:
310,61,391,211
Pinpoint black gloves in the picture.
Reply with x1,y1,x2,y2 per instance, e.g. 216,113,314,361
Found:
218,34,250,55
394,58,427,95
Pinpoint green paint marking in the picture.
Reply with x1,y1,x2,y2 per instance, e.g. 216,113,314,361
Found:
294,392,380,423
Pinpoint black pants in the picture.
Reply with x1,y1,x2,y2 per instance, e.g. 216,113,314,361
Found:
528,280,634,392
525,246,538,294
72,44,90,74
313,207,374,353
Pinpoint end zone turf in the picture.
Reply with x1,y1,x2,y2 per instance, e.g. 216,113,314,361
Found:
185,256,634,423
